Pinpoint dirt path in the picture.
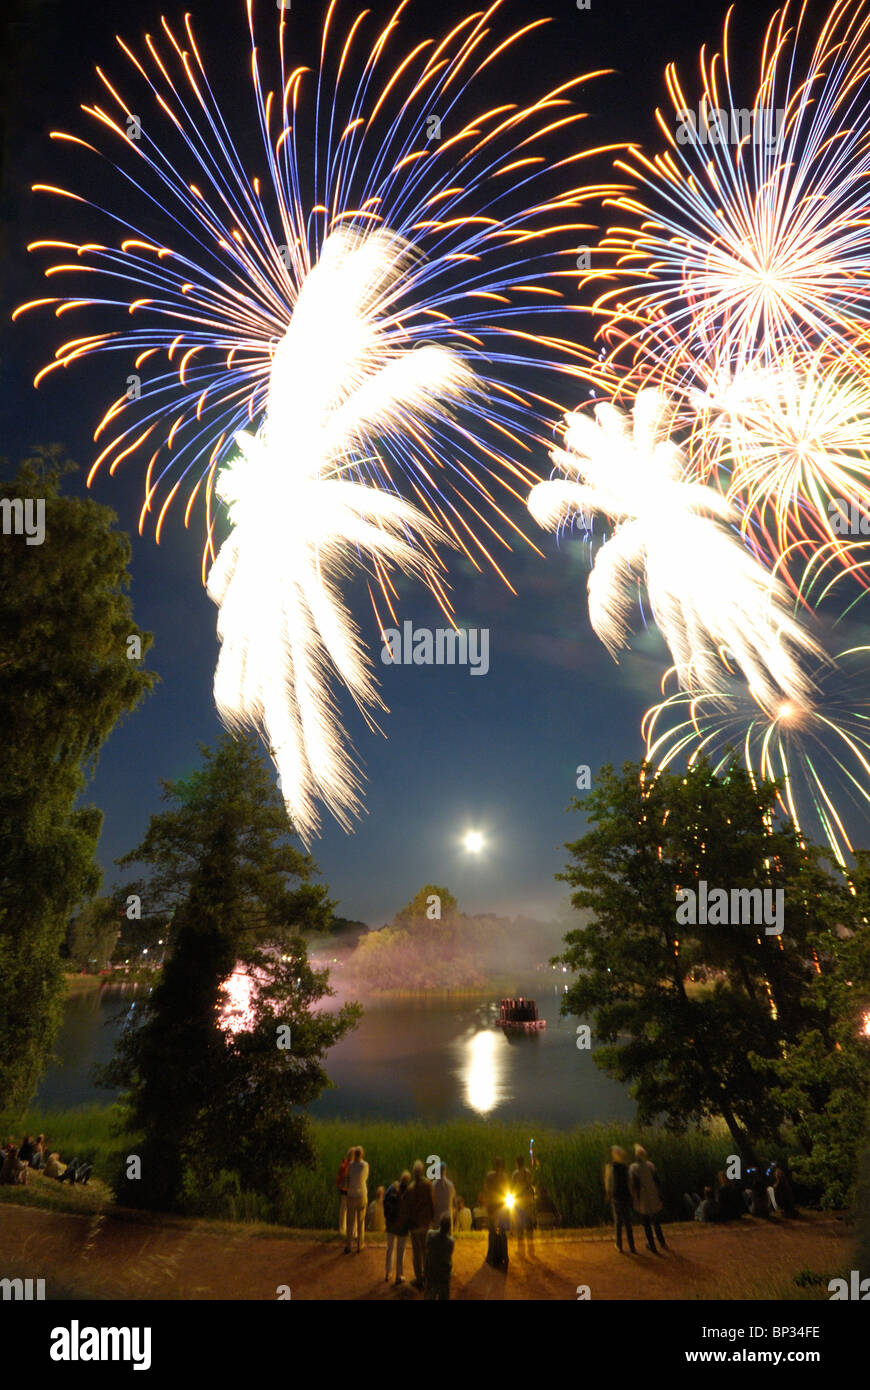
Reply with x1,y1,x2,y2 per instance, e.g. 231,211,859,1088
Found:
0,1204,850,1300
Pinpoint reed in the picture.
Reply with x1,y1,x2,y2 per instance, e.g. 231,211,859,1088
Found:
1,1104,735,1230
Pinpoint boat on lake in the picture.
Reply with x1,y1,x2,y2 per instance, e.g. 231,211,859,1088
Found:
497,997,545,1030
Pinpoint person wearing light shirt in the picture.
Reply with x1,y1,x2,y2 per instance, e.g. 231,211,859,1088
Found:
432,1163,456,1231
345,1146,370,1253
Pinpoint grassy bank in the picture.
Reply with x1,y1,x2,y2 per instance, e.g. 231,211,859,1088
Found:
1,1103,738,1230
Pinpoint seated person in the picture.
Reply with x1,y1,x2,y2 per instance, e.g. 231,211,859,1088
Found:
471,1190,488,1231
58,1157,93,1185
682,1178,705,1217
534,1185,560,1229
366,1185,386,1232
713,1172,744,1221
454,1196,473,1232
746,1172,771,1218
0,1146,28,1186
44,1152,67,1179
772,1162,797,1217
694,1186,720,1222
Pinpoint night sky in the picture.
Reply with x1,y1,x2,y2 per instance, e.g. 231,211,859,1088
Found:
2,0,857,927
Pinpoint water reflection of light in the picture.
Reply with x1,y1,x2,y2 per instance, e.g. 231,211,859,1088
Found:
462,1030,507,1115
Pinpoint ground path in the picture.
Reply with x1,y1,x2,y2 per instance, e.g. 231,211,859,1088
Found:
0,1203,850,1299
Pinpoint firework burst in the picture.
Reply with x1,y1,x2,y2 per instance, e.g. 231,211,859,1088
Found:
586,0,870,393
16,0,614,590
643,645,870,867
528,388,822,709
14,0,619,837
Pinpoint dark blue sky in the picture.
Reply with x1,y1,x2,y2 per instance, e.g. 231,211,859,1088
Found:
4,0,862,927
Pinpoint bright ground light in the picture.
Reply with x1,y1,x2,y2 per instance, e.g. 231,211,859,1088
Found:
463,830,484,853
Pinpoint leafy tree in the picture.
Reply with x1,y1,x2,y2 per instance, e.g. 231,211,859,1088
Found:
395,884,459,924
325,916,369,947
555,760,857,1166
0,448,155,1109
64,896,120,973
755,849,870,1205
102,734,360,1213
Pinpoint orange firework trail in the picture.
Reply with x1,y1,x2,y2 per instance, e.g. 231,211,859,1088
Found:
16,0,618,597
565,0,870,588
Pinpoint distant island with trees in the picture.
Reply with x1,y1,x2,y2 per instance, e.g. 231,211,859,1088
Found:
332,884,566,994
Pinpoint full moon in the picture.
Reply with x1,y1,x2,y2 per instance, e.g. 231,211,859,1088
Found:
463,830,484,853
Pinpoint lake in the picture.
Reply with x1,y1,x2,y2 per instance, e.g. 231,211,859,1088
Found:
37,975,635,1128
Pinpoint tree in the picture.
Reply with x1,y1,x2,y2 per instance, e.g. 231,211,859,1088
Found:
0,447,155,1109
101,734,360,1213
555,759,856,1165
64,896,120,973
395,884,459,924
755,849,870,1205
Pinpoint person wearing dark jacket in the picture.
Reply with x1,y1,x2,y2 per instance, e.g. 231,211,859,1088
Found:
424,1213,454,1299
384,1171,411,1284
713,1171,744,1222
604,1145,636,1253
483,1157,510,1266
400,1160,435,1289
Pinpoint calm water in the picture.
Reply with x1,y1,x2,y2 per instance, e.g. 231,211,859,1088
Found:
37,978,635,1128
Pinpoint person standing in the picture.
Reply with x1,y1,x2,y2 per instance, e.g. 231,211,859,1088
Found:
604,1145,636,1253
345,1146,369,1253
424,1213,455,1300
401,1159,435,1289
336,1148,352,1238
629,1144,667,1252
384,1172,411,1284
511,1154,535,1250
432,1162,455,1232
483,1157,510,1267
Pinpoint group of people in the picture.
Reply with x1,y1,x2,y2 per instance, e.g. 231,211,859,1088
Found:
335,1148,546,1296
477,1155,537,1266
683,1160,797,1223
0,1134,92,1186
604,1144,669,1254
604,1144,800,1254
336,1148,458,1298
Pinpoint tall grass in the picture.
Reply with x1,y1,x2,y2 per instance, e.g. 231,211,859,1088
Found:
277,1118,732,1229
2,1103,733,1230
0,1103,132,1172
